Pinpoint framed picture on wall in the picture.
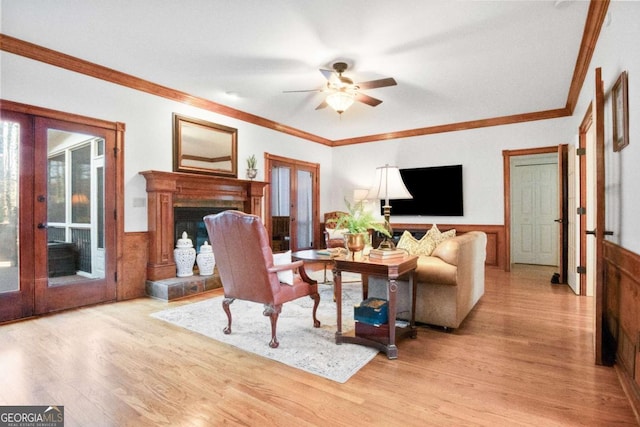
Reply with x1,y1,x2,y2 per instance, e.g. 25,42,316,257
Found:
612,71,629,152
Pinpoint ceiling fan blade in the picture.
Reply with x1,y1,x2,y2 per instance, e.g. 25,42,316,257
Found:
357,77,397,90
355,93,383,107
282,89,323,93
319,69,335,80
315,100,328,110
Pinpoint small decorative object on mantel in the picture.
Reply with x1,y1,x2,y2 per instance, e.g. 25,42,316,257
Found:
612,70,629,152
174,231,196,277
246,154,258,180
196,241,215,276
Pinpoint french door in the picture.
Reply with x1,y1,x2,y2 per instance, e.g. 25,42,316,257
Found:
0,106,118,322
265,154,319,252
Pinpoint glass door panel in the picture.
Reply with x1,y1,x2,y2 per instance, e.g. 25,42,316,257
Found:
296,169,313,249
46,132,105,282
0,111,35,322
0,120,20,294
270,165,291,251
34,117,115,314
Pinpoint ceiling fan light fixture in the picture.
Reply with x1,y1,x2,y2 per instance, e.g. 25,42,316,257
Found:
326,91,355,115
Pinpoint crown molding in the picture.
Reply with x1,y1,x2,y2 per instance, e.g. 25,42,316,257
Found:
0,34,332,147
0,2,608,147
565,0,610,114
331,108,572,146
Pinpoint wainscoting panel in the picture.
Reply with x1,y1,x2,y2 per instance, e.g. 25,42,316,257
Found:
118,232,149,300
604,241,640,415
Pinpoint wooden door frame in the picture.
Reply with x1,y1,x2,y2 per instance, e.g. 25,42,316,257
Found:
503,145,569,274
557,144,569,283
0,100,124,319
264,153,320,250
578,104,592,296
593,67,607,365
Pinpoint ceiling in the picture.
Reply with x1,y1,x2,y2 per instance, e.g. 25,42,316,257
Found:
2,0,592,143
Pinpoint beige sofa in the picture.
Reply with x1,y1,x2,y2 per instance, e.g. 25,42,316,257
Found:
369,231,487,330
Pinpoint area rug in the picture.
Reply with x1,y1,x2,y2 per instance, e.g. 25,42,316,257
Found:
150,279,377,383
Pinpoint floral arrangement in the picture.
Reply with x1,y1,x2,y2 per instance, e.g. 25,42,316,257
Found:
329,198,391,237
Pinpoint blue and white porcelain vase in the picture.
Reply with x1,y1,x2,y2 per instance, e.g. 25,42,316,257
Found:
196,241,215,276
174,231,196,277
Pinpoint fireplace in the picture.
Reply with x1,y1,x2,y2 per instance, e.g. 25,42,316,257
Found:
140,170,267,281
174,207,227,251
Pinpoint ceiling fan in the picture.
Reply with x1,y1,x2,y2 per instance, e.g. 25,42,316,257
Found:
284,62,397,114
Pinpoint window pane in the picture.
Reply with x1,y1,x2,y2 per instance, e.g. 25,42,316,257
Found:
0,120,20,293
97,166,104,249
72,227,91,274
48,153,66,223
95,138,104,157
71,145,91,224
271,166,291,216
296,169,313,248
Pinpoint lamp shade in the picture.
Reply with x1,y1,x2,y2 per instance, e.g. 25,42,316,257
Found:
353,188,370,202
366,164,413,205
326,91,355,114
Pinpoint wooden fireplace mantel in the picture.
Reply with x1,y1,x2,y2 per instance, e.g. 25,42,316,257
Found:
140,170,267,280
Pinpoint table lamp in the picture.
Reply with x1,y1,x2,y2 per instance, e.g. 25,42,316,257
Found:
366,164,413,250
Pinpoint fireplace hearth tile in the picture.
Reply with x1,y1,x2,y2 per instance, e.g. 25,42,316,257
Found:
146,274,221,301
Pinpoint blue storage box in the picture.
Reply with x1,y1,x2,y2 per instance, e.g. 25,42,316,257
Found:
354,298,388,326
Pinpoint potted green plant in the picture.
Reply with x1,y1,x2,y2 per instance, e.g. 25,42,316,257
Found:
246,155,257,180
329,199,391,258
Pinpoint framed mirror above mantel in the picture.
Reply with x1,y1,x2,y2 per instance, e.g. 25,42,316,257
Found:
173,113,238,177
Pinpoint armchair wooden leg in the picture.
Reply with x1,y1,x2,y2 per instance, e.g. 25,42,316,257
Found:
310,293,321,328
222,297,235,335
264,304,282,348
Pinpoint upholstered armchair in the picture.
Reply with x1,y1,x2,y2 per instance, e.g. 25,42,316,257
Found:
323,211,348,249
203,210,320,348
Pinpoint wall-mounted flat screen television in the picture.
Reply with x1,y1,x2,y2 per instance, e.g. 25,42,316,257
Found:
382,165,464,216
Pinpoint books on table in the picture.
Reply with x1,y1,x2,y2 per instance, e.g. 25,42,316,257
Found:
368,249,407,261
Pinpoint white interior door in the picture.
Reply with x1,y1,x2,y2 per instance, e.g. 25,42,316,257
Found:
511,154,559,266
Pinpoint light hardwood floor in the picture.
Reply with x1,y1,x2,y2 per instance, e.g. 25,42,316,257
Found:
1,265,637,426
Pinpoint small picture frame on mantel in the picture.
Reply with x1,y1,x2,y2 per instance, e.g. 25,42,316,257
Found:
612,70,629,152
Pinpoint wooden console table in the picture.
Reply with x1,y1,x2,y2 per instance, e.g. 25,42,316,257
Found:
334,255,418,359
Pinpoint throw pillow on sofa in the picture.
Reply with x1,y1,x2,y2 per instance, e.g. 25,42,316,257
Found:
397,230,438,256
426,224,456,247
397,225,457,256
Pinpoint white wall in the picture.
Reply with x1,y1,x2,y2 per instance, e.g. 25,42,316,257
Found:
0,53,333,233
331,117,575,225
567,1,640,255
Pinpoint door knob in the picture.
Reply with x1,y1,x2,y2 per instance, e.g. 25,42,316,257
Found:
585,229,614,236
37,223,48,229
